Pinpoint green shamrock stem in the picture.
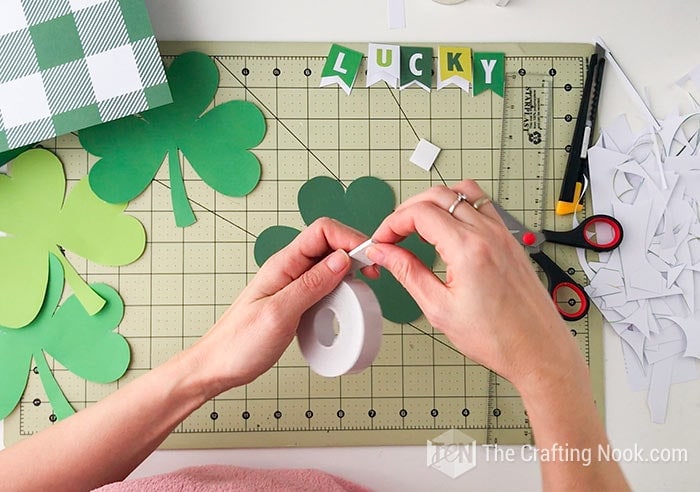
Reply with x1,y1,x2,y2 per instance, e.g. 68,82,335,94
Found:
33,350,75,421
168,149,196,227
51,249,106,316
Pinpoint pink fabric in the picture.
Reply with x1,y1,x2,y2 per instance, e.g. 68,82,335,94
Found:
94,465,371,492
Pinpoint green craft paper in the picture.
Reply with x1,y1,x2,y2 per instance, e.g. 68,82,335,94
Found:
0,254,130,421
297,176,394,231
400,46,433,90
255,225,301,265
0,145,32,167
0,149,145,328
254,176,436,323
473,52,505,97
80,51,267,228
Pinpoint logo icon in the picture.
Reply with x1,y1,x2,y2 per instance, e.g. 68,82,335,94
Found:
426,429,477,478
528,130,542,145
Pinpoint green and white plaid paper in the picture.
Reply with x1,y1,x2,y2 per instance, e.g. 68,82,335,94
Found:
0,0,171,152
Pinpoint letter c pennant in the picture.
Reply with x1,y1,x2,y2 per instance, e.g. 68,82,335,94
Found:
400,46,433,92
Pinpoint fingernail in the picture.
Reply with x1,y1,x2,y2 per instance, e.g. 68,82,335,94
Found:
365,245,384,264
326,249,349,273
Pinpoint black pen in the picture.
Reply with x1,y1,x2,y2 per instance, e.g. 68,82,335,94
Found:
556,44,605,216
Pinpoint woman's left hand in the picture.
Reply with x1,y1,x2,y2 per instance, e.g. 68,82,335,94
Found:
186,217,374,397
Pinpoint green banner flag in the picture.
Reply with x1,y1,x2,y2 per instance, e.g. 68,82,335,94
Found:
319,44,363,95
473,52,505,97
400,46,433,91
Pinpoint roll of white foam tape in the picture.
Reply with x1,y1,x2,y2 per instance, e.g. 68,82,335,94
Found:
298,278,382,377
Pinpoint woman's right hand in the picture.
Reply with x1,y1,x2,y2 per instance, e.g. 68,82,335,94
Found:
367,180,586,389
370,180,631,491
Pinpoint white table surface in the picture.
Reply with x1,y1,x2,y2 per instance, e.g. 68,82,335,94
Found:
3,1,700,490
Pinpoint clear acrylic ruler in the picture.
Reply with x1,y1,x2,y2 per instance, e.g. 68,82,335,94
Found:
490,62,603,444
491,71,551,444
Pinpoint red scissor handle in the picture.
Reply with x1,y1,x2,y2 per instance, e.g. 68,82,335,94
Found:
551,281,589,322
543,215,623,252
530,251,590,322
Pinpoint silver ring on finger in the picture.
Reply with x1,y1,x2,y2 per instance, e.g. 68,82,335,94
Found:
447,193,469,215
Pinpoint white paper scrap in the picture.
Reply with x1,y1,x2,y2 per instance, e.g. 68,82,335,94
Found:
387,0,406,29
583,100,700,423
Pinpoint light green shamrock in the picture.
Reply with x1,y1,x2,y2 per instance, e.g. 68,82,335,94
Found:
0,149,145,328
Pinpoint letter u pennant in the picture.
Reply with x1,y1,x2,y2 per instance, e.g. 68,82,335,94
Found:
367,43,400,87
320,44,363,95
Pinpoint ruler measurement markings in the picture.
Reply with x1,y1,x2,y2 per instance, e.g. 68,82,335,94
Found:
491,64,553,443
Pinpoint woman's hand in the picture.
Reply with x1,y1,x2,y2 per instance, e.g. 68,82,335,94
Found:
367,180,583,389
186,217,374,398
0,217,375,492
367,180,629,491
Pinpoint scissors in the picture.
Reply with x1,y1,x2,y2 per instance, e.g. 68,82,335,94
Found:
492,202,623,321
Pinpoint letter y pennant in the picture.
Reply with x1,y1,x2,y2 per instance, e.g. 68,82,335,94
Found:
473,53,505,97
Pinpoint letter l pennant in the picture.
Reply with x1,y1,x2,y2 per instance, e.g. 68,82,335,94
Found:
320,44,363,95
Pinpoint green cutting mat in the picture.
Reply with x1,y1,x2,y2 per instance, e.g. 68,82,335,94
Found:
4,42,602,448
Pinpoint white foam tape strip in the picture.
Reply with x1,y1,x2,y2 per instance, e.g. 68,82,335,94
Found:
349,238,375,272
298,278,383,377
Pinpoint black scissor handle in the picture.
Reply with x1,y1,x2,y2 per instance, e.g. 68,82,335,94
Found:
542,215,623,252
530,251,589,322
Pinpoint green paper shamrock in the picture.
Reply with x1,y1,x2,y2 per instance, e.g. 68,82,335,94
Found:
254,176,436,323
0,149,145,328
0,254,130,421
79,51,267,228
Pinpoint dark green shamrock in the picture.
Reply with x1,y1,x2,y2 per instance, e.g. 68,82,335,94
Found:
0,255,130,421
79,51,267,228
254,176,436,323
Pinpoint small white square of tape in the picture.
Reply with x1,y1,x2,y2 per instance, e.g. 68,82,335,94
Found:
409,138,441,171
349,239,375,272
